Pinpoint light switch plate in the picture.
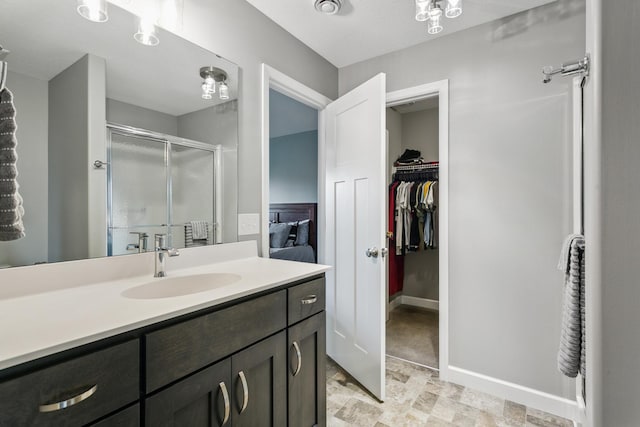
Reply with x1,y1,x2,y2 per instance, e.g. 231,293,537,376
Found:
238,213,260,236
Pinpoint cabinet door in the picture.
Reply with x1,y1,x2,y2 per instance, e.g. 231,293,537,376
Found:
288,312,326,427
145,359,232,427
231,332,286,427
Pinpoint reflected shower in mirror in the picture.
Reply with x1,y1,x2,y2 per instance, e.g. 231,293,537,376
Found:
0,0,239,268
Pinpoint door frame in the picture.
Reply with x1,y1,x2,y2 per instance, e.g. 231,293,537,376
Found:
386,79,450,379
260,64,332,260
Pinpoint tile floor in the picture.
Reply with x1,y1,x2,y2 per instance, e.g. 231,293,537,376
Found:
386,304,439,368
326,356,574,427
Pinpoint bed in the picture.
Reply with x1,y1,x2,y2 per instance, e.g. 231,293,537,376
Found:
269,203,317,263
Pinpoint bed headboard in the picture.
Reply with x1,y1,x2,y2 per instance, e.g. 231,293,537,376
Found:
269,203,317,251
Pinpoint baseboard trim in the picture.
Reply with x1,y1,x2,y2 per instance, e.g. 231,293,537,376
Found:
400,295,439,311
448,366,579,422
388,296,402,311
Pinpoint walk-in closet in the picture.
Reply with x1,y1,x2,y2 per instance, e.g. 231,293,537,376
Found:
386,97,440,370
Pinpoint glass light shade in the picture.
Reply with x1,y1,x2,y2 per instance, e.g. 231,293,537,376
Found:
204,76,215,94
134,17,160,46
77,0,108,23
445,0,462,18
201,83,213,100
218,82,229,100
427,4,443,34
415,0,430,22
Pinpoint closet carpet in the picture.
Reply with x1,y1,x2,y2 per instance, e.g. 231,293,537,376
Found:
326,356,573,427
386,304,439,368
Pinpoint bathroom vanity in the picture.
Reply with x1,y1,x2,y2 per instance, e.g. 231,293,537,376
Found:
0,242,329,426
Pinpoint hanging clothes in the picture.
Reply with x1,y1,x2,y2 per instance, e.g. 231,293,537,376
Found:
388,181,404,297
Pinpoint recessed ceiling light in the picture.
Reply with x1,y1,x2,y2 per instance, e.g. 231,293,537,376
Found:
314,0,342,15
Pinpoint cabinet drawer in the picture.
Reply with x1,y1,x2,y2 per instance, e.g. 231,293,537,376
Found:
89,403,140,427
0,340,139,427
288,277,325,325
146,290,287,392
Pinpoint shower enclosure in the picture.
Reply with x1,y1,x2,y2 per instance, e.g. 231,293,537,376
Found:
106,123,222,256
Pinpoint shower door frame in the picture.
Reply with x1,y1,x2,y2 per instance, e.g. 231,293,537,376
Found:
106,123,222,256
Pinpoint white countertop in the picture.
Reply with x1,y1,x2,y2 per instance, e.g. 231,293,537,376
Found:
0,242,330,371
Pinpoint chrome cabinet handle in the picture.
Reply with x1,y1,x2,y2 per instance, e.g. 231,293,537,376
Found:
218,382,230,425
38,384,98,413
301,295,318,305
292,341,302,377
365,247,379,258
238,371,249,414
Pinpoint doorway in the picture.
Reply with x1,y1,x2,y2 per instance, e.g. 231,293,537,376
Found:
385,96,440,370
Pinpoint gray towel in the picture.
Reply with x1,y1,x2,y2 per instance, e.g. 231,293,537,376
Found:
557,234,585,378
190,220,208,240
0,87,24,241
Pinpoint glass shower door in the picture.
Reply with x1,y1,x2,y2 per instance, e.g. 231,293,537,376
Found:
170,144,215,249
108,132,168,256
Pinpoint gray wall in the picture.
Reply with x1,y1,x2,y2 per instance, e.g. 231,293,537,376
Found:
48,54,105,262
176,0,338,242
399,108,440,301
0,72,49,267
106,99,178,136
269,131,318,203
341,0,584,399
595,0,640,424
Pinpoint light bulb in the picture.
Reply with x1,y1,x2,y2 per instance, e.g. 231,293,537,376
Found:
205,76,215,94
218,81,229,100
201,82,213,100
134,16,160,46
445,0,462,18
77,0,108,23
415,0,430,22
427,3,443,34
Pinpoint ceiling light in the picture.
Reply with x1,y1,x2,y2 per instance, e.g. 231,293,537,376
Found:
200,66,229,101
416,0,462,35
134,16,160,46
415,0,430,22
445,0,462,18
218,81,229,100
314,0,342,15
77,0,108,23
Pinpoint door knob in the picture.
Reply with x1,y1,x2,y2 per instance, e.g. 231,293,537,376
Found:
365,247,379,258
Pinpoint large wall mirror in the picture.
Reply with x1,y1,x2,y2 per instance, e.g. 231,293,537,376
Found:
0,0,239,268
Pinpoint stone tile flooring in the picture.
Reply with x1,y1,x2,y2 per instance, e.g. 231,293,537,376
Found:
326,356,574,427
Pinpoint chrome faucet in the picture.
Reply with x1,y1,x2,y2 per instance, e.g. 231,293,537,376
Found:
154,234,179,277
128,232,149,253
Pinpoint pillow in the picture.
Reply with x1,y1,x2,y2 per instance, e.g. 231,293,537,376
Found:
269,223,291,248
295,219,310,246
286,221,299,247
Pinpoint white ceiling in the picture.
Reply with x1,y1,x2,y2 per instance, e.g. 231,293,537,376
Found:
245,0,557,68
0,0,238,116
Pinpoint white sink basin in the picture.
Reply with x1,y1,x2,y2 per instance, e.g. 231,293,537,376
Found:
122,273,242,299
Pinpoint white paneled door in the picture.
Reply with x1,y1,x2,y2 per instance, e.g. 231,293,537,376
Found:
324,73,387,400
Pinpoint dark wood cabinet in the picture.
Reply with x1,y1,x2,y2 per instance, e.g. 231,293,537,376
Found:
231,332,287,427
288,312,326,427
0,274,326,427
146,359,232,427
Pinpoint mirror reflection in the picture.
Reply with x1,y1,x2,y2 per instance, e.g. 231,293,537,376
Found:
0,0,239,268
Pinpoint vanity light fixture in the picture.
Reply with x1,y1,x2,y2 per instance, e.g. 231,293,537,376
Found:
134,16,160,46
415,0,462,34
77,0,108,23
200,66,228,101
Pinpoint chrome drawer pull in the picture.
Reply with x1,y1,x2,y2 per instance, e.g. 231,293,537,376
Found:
292,341,302,377
219,382,230,425
239,370,249,414
301,295,318,305
38,384,98,413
